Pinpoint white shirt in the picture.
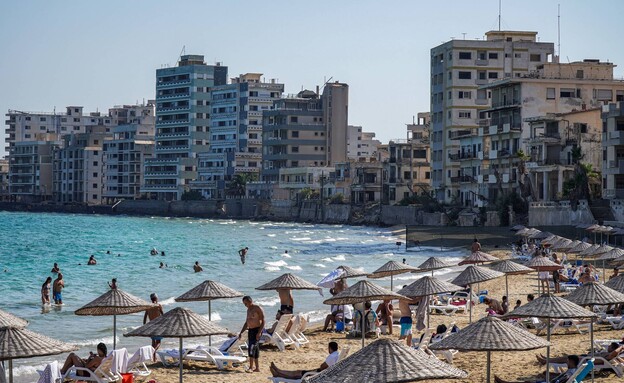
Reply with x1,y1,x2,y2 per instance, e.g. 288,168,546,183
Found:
325,351,340,367
342,305,353,320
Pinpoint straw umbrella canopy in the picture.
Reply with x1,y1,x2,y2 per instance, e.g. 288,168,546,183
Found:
368,261,419,290
396,276,463,327
541,235,561,246
530,231,553,240
305,338,467,383
487,260,534,298
451,266,504,323
0,326,78,383
605,274,624,293
526,257,563,295
414,257,454,277
596,247,623,282
552,238,574,251
124,307,229,383
510,225,526,231
458,251,499,266
175,280,243,345
515,228,539,237
0,310,27,329
324,280,408,348
578,244,602,257
429,316,549,383
336,265,369,279
75,288,155,350
504,294,598,382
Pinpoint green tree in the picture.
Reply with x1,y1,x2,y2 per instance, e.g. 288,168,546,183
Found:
181,190,204,201
226,173,257,197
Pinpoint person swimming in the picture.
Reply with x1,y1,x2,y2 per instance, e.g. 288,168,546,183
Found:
87,255,97,265
51,263,60,273
150,248,158,256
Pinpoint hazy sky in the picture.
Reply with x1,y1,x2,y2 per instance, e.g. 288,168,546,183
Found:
2,0,623,156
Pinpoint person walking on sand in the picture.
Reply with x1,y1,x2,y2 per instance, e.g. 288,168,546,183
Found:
193,261,203,272
53,273,65,305
144,293,164,360
239,247,249,265
471,238,482,253
398,297,418,346
239,296,265,373
41,277,52,304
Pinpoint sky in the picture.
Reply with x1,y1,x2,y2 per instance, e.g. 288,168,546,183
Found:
1,0,623,157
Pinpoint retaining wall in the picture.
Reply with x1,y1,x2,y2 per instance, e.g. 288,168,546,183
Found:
528,200,594,226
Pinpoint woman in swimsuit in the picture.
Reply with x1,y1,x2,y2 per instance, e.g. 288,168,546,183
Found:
41,277,52,304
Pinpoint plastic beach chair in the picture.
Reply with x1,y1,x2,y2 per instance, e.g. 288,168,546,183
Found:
63,353,121,383
126,345,155,377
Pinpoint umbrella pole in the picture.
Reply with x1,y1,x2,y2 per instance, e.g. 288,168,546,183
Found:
486,350,491,383
391,275,393,291
361,309,365,349
431,270,434,277
8,359,12,383
469,284,473,324
113,315,117,350
179,338,183,383
209,300,212,347
505,275,509,300
546,318,551,383
591,317,595,383
602,260,606,283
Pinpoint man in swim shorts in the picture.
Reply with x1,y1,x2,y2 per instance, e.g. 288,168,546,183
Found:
278,288,294,314
398,297,416,346
239,247,249,265
239,296,265,373
53,273,65,304
144,293,164,360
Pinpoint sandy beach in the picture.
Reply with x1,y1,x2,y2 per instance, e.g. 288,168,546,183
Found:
137,248,621,383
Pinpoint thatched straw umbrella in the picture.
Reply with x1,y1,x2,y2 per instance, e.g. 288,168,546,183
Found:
0,326,77,383
368,261,419,290
530,231,553,240
305,338,467,382
526,257,563,295
75,288,155,350
451,266,504,323
175,280,243,345
597,248,624,282
414,257,454,277
429,316,549,383
568,241,592,254
605,274,624,293
510,225,526,232
487,260,534,298
257,273,321,319
505,294,597,382
396,276,463,327
458,251,498,266
0,310,27,329
323,280,408,348
124,307,229,383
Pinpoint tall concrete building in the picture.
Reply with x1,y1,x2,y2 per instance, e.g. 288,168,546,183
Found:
430,31,554,203
602,102,624,200
192,73,284,198
347,125,381,162
9,137,60,202
142,55,227,200
261,83,349,183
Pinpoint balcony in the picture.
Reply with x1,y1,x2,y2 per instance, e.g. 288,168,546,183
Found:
458,152,477,160
450,175,476,183
604,188,624,199
449,129,476,140
491,99,521,108
605,159,624,174
604,130,624,145
157,79,191,88
448,153,460,161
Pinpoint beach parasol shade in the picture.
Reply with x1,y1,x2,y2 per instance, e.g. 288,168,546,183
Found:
75,288,155,350
414,257,454,276
323,280,408,306
506,294,597,319
368,261,419,278
586,224,600,231
336,265,369,279
591,244,614,256
552,238,574,251
0,309,27,329
451,265,504,287
576,223,591,229
600,248,624,261
429,316,549,383
305,339,467,383
488,260,534,298
125,307,229,383
256,273,321,291
568,241,593,254
565,282,624,306
530,231,553,240
458,251,499,266
541,235,561,245
175,280,243,301
396,276,463,298
578,244,603,257
0,326,78,383
605,274,624,293
515,228,536,237
526,256,563,272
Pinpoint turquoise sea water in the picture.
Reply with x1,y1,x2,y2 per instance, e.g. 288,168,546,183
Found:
0,211,467,382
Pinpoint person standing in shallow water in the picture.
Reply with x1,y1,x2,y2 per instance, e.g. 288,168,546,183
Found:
193,261,203,272
239,247,249,265
41,277,52,304
53,273,65,304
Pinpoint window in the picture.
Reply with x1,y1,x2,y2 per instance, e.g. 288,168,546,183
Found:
530,54,541,62
291,161,298,167
514,53,521,58
448,71,452,80
73,126,80,131
93,172,98,177
92,194,98,200
448,91,452,100
478,51,486,60
92,183,98,188
25,116,31,121
576,70,584,79
291,131,299,138
488,72,499,79
546,88,556,100
291,146,299,153
560,88,576,98
40,117,46,122
458,91,471,99
459,51,472,60
488,52,498,59
93,161,98,166
458,111,472,118
290,116,298,123
458,71,471,79
595,89,613,101
249,91,258,97
478,71,486,80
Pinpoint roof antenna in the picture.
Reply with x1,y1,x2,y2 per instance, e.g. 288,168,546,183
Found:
498,0,502,31
462,33,466,40
557,4,561,57
178,45,186,64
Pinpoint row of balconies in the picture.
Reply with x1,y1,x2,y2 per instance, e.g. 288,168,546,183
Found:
479,123,521,136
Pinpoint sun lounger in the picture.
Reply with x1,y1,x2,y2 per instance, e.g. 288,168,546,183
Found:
63,353,121,383
412,328,433,349
156,346,247,370
552,354,623,378
260,314,298,351
593,339,622,353
535,319,589,336
36,361,61,383
267,346,351,383
126,346,155,377
565,358,593,383
286,314,309,347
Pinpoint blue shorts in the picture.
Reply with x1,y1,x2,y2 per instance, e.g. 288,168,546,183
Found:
400,316,412,336
53,292,62,301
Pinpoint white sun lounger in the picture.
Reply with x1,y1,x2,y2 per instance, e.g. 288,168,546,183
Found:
267,346,351,383
157,346,247,370
63,353,121,383
126,345,155,377
260,314,298,351
286,314,309,347
551,353,624,378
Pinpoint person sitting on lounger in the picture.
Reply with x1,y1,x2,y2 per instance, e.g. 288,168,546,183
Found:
269,341,339,379
60,342,107,376
495,354,579,383
536,343,624,366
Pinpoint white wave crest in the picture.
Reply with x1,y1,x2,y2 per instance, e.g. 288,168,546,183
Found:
265,260,288,267
332,254,346,261
280,252,292,258
72,335,116,347
264,266,281,272
255,297,280,306
285,265,302,271
291,237,311,241
320,257,334,262
313,263,326,268
160,296,176,306
201,312,222,321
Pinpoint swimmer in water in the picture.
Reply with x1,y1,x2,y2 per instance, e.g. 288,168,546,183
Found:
51,263,60,273
108,278,117,289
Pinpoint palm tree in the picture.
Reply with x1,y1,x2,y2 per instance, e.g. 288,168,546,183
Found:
565,147,600,209
226,173,257,197
515,149,536,203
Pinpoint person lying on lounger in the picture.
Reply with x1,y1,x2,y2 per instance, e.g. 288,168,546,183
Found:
536,342,624,366
60,342,107,376
494,354,579,383
269,342,339,379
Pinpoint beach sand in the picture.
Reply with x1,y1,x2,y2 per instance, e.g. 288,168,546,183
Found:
141,250,621,383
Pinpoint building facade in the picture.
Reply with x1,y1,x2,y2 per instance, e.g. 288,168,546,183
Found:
142,55,227,200
192,73,284,198
9,138,60,202
602,102,624,200
430,30,554,203
347,125,381,162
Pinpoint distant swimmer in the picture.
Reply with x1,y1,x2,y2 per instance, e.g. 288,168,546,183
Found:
239,247,249,265
106,250,111,254
53,273,65,305
51,263,60,273
108,278,117,289
41,277,52,304
87,255,97,265
161,251,166,256
193,261,203,272
159,262,167,269
150,248,158,256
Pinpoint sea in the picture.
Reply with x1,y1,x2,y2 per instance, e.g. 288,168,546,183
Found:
0,211,468,382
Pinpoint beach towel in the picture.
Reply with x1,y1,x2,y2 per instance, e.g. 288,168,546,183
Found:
415,299,428,331
128,346,154,369
111,348,129,375
37,361,61,383
218,337,238,353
